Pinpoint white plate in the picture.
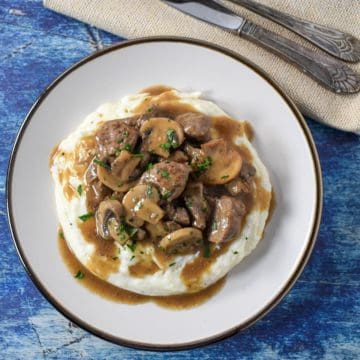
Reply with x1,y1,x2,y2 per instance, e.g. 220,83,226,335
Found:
7,38,322,350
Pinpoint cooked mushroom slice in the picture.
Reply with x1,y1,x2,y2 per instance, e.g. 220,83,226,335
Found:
95,199,124,239
208,196,246,244
139,117,184,158
96,150,141,192
140,161,191,201
184,182,208,230
175,112,211,141
122,184,163,224
195,138,242,185
146,221,181,241
95,120,138,158
159,227,203,255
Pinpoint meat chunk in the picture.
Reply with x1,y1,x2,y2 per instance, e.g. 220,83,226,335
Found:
86,180,112,212
184,182,209,230
95,120,139,158
208,196,246,243
140,161,191,201
175,112,211,141
167,150,189,163
226,162,256,196
165,204,190,225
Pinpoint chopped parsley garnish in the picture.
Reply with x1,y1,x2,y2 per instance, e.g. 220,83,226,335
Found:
147,107,153,113
128,227,138,238
203,241,211,258
146,162,154,171
114,147,122,156
123,143,132,151
159,128,179,152
112,256,118,261
161,190,172,200
78,212,94,222
77,184,83,196
130,255,136,261
221,175,230,179
146,186,153,197
211,221,218,231
58,230,64,239
160,170,170,178
110,194,118,200
233,251,239,255
194,156,212,175
74,270,85,279
127,241,137,252
185,200,193,208
169,262,176,267
132,153,144,158
123,130,129,137
117,221,138,241
93,159,110,170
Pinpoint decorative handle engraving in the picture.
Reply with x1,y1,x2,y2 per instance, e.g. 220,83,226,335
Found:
240,22,360,93
231,0,360,63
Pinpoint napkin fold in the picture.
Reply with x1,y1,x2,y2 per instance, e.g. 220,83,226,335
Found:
44,0,360,133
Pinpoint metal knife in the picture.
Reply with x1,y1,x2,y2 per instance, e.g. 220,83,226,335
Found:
162,0,360,94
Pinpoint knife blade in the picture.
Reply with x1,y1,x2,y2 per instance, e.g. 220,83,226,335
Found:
162,0,360,94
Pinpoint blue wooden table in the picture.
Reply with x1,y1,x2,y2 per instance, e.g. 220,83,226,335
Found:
1,1,359,358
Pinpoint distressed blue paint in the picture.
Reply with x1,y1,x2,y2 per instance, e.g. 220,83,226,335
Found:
0,0,359,358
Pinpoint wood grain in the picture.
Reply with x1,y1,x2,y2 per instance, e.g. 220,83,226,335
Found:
0,0,359,358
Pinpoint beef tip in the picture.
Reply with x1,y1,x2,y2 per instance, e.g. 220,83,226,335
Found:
86,180,112,212
184,182,209,230
226,162,256,196
95,120,139,158
167,150,189,163
226,178,252,196
165,204,190,225
175,112,211,141
139,161,191,201
121,115,140,128
239,162,256,180
208,196,246,244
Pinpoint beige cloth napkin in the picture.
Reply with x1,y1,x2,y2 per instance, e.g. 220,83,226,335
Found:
44,0,360,133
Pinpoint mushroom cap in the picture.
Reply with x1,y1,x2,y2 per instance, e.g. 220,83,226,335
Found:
139,117,184,158
95,199,124,239
159,227,203,255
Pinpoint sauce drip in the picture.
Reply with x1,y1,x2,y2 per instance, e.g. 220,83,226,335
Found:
58,230,225,309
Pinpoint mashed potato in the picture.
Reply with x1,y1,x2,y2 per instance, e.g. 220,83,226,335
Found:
51,89,271,296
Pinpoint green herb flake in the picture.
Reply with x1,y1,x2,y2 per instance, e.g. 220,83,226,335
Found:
132,153,144,159
221,175,230,179
123,143,131,151
161,190,172,200
203,241,211,258
146,186,153,197
74,270,85,280
112,256,118,261
160,170,170,179
233,251,239,255
128,227,138,238
146,162,154,171
93,159,110,170
127,241,137,252
58,230,65,239
169,262,176,267
160,143,172,152
114,147,122,156
130,255,135,261
123,130,129,137
195,156,212,175
211,221,218,231
76,184,83,196
78,212,94,222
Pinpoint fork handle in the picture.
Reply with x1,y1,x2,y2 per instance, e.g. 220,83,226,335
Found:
239,21,360,93
231,0,360,63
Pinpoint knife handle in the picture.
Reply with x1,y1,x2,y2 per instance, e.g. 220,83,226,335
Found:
240,21,360,94
232,0,360,63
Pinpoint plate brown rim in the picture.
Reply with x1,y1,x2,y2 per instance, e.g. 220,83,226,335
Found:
6,36,323,351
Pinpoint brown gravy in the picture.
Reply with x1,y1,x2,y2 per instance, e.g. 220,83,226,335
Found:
53,86,273,309
58,230,225,309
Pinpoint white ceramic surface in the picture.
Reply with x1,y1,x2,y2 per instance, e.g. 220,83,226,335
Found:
7,38,322,349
